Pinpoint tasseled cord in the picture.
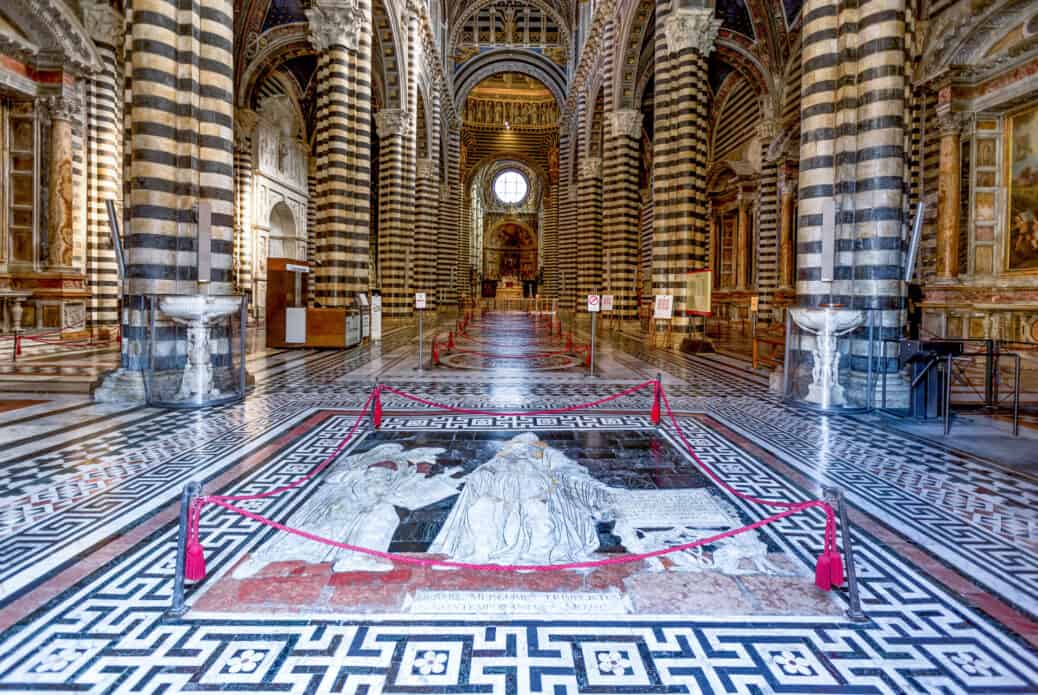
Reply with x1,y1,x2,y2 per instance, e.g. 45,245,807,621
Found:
372,385,383,429
184,499,207,582
814,506,844,591
650,380,661,425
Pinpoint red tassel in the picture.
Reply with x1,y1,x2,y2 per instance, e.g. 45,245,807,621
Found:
373,388,383,428
447,331,455,350
184,539,206,581
829,551,845,587
585,346,592,367
432,338,440,366
814,552,832,591
15,335,21,356
650,386,661,425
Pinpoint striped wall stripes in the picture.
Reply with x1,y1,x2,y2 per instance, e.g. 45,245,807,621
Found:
233,138,253,300
756,151,779,320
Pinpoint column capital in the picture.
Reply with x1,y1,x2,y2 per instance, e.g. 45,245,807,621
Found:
307,0,365,51
938,112,963,136
235,108,259,148
44,94,81,122
578,157,602,180
416,157,435,179
83,0,124,48
778,175,797,196
755,119,780,141
375,108,412,138
608,109,643,138
662,8,722,56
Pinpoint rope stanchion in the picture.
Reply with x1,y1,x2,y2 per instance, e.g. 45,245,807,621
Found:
179,381,844,596
432,336,440,366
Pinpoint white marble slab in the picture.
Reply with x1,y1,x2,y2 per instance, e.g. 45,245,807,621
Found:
403,590,633,616
612,489,735,528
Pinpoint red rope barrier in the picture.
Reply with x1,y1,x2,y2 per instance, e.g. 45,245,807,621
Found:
186,381,842,589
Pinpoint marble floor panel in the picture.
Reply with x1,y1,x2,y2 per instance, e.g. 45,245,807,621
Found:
0,312,1036,693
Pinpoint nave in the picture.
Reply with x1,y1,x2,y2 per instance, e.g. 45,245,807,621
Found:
0,311,1035,693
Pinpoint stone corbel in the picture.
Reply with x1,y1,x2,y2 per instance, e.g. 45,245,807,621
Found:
307,0,365,51
608,109,643,139
662,8,722,56
375,109,412,139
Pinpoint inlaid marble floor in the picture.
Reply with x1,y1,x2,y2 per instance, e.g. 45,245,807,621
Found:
0,311,1036,694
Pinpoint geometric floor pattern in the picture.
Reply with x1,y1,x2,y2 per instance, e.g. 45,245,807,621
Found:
1,316,1036,693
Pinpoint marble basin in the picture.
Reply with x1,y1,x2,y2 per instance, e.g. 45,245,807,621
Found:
158,294,242,402
159,295,241,324
789,306,864,409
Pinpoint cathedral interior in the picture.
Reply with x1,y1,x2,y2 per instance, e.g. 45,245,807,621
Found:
0,0,1038,691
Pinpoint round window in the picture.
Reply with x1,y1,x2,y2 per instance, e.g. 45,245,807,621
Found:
493,170,528,205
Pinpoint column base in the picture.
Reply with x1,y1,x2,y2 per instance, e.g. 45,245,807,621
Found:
94,367,147,404
846,369,911,409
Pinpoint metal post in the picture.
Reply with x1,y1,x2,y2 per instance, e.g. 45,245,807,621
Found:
782,310,792,399
417,310,424,372
239,295,247,397
944,353,953,436
1012,353,1021,437
590,311,596,377
826,487,868,622
984,339,994,407
168,480,202,617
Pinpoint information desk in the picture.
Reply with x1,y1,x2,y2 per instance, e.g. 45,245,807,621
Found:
265,257,363,349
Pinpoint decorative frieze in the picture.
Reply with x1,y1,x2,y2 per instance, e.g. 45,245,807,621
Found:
662,8,722,56
307,0,365,51
608,110,643,139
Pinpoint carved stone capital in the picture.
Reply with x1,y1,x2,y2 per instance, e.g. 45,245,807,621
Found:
778,176,797,197
662,8,722,55
578,157,602,180
375,108,412,138
416,157,435,179
234,109,259,148
307,0,365,51
755,119,780,141
83,1,124,48
938,112,963,137
608,109,642,138
45,94,81,122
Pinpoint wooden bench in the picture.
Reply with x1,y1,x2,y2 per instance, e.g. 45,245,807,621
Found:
752,330,785,369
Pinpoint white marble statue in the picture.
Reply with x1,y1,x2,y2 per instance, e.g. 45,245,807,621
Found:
233,444,463,577
428,433,612,566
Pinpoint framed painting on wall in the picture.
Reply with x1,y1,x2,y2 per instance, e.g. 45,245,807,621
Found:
1006,105,1038,272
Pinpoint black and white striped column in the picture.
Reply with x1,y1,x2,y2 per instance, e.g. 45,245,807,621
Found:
375,109,411,318
604,109,642,323
577,156,603,308
308,0,372,306
652,5,719,343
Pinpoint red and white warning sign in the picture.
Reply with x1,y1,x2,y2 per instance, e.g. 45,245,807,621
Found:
601,295,614,311
587,294,601,312
653,294,674,319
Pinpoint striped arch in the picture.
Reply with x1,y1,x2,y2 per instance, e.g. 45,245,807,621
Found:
237,23,313,108
448,0,571,55
453,49,567,110
372,0,407,111
613,0,655,109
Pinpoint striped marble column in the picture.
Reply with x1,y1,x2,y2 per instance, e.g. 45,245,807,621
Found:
308,0,371,306
83,1,124,334
604,109,642,323
415,158,439,310
557,125,577,310
849,0,906,390
652,6,719,342
439,128,462,306
375,109,411,318
307,162,317,306
97,0,234,399
233,109,258,305
577,157,603,309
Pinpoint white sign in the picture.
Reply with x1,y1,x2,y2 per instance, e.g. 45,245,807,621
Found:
285,263,309,273
654,295,674,319
587,294,601,312
370,294,382,341
750,295,759,313
601,295,614,311
404,590,632,616
415,292,427,309
612,489,735,529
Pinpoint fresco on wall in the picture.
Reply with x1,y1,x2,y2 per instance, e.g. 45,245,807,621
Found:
1008,106,1038,272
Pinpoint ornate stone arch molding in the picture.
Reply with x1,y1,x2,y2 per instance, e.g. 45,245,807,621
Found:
238,23,314,109
467,153,549,196
373,0,407,111
922,0,1038,78
453,49,567,110
0,0,99,74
